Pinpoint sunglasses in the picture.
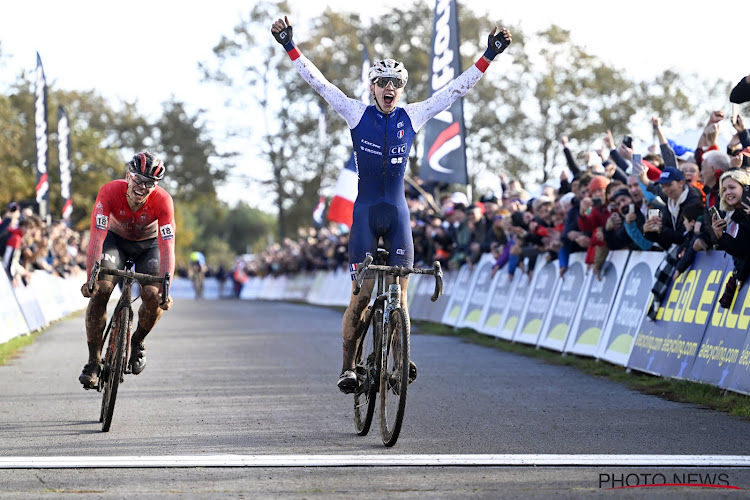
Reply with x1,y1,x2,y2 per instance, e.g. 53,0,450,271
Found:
129,173,157,189
375,77,405,89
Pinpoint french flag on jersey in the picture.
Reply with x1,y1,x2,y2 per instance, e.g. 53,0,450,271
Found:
327,46,370,229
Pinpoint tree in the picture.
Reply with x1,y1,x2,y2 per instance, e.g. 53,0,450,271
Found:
154,99,232,204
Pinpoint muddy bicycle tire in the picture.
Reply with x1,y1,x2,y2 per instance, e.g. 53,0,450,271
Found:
100,307,129,432
379,307,410,447
354,307,382,435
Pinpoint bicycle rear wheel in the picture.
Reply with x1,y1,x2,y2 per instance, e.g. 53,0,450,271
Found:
379,307,410,447
100,307,129,432
354,307,382,436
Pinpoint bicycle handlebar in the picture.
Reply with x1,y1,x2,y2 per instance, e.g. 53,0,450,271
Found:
352,255,444,302
88,261,171,307
352,255,374,295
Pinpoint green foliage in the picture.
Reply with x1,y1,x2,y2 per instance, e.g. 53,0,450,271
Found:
0,59,272,260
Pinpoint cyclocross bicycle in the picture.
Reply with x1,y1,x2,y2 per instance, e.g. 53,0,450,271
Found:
87,260,171,432
352,248,443,447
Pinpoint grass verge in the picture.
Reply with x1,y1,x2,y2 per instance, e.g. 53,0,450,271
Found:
415,320,750,420
0,330,44,367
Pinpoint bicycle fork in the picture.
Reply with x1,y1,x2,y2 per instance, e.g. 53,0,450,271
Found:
382,283,403,377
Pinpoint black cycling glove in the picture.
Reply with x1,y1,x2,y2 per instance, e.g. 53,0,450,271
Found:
483,29,510,60
272,24,295,52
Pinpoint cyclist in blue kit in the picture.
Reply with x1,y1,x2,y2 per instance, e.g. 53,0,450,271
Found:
271,15,511,393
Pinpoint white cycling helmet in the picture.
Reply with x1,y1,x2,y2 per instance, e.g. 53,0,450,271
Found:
368,59,408,87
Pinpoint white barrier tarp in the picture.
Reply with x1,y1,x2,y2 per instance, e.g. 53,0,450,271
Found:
0,270,29,342
13,279,48,333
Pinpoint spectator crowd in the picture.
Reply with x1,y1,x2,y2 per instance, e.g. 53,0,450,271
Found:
1,203,87,287
243,73,750,312
6,74,750,313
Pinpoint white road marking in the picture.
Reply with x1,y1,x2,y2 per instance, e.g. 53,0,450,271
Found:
1,455,750,468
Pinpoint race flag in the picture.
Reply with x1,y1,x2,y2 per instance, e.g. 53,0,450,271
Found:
312,195,326,228
58,106,73,223
327,45,370,227
34,52,50,217
418,0,468,185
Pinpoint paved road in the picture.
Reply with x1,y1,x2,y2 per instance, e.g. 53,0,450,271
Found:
1,299,749,498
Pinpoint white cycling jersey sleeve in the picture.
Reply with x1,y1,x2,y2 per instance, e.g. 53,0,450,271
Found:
293,55,368,130
404,65,484,132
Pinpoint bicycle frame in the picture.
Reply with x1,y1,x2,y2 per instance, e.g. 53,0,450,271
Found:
87,260,170,432
351,249,443,446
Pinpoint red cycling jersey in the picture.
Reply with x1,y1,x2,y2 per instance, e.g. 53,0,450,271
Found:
86,180,175,279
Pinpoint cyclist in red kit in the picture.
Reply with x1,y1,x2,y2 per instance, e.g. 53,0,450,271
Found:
78,152,175,389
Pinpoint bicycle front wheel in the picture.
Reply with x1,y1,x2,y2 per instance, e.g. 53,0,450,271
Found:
379,307,410,447
101,307,129,432
354,307,381,436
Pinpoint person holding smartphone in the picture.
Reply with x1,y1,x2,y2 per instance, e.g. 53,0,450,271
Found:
712,169,750,308
643,167,703,251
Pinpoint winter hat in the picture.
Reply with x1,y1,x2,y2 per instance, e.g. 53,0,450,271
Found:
588,175,610,192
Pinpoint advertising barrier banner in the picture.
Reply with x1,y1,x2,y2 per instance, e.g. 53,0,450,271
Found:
428,268,455,323
497,267,532,340
628,251,728,378
513,259,558,346
537,253,587,352
564,251,628,357
597,251,662,366
457,254,495,330
478,270,516,338
441,265,473,327
702,258,750,394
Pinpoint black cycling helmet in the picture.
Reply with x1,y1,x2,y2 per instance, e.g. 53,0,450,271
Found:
128,151,165,181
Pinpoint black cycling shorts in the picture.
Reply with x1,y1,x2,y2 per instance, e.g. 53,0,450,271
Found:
100,231,160,277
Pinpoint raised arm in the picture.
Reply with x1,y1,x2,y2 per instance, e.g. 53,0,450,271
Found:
406,26,511,131
271,16,366,129
652,116,678,168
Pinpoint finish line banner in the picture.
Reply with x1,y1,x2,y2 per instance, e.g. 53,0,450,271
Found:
627,251,729,378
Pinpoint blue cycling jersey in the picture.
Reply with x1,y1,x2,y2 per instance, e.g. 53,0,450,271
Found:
346,106,416,274
351,106,415,204
289,50,488,279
